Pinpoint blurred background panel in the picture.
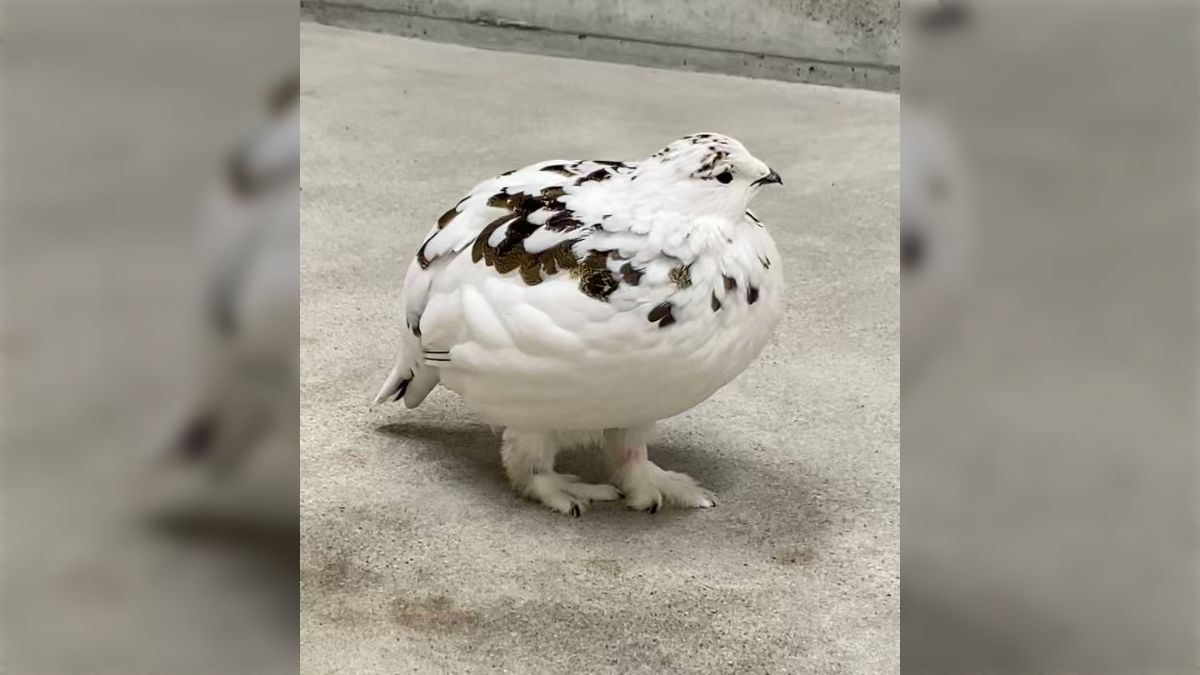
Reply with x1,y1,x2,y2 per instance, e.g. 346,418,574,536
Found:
902,1,1198,672
3,1,298,673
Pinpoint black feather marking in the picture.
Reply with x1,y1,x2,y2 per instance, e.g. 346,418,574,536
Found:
723,275,737,292
416,237,434,269
486,191,512,208
648,301,676,328
541,163,575,176
437,197,469,229
692,150,729,179
577,168,611,184
472,205,591,289
669,264,693,289
711,292,722,312
747,286,760,305
437,206,459,229
495,217,539,256
472,214,518,263
581,272,618,299
619,262,643,286
542,211,582,231
539,186,567,202
760,256,771,269
576,251,619,300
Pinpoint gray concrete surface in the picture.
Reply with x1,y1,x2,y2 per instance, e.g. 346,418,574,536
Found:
301,21,898,674
301,0,899,92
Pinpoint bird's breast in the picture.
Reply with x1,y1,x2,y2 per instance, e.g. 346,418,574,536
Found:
433,230,783,428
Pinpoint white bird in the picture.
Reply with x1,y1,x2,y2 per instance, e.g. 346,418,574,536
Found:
375,133,784,515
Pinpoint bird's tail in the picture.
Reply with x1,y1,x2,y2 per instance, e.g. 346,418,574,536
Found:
373,353,413,406
373,349,440,408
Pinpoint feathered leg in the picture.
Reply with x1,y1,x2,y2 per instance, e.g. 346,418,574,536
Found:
606,425,715,512
501,429,621,517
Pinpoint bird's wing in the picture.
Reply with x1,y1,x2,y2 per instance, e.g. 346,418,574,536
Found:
406,159,639,323
415,159,636,267
379,159,639,407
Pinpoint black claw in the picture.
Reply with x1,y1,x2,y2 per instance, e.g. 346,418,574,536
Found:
569,504,581,518
648,501,659,514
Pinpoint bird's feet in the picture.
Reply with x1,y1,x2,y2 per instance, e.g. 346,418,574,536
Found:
522,472,622,517
613,455,715,512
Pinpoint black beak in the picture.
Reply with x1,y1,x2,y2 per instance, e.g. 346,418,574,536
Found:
753,169,783,187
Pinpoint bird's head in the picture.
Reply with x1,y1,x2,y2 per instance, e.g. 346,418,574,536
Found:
636,133,782,219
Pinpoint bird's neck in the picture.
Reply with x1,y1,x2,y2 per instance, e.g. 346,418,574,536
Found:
603,177,748,258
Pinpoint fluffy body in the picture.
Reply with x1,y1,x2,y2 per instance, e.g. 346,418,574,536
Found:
376,133,784,514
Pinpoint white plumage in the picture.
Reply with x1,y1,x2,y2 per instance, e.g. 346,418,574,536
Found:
376,133,784,515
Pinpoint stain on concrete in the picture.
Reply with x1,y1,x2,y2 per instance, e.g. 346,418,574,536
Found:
391,595,479,631
583,558,628,576
304,546,385,593
771,547,818,566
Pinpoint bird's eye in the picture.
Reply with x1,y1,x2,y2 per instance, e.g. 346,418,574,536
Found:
716,170,733,184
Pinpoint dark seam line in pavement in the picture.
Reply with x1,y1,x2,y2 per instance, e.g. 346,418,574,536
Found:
304,1,900,75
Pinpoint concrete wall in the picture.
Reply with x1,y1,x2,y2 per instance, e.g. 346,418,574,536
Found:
302,0,899,91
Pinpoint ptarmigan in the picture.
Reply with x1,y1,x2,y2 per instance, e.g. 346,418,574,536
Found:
375,133,783,515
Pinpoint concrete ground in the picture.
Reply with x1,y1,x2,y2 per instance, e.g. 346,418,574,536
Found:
301,21,898,674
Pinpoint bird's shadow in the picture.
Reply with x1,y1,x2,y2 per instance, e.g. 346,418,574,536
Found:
376,421,502,480
374,420,834,546
374,421,733,488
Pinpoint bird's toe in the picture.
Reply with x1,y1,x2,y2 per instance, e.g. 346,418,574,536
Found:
564,480,622,503
618,462,716,511
524,472,620,516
